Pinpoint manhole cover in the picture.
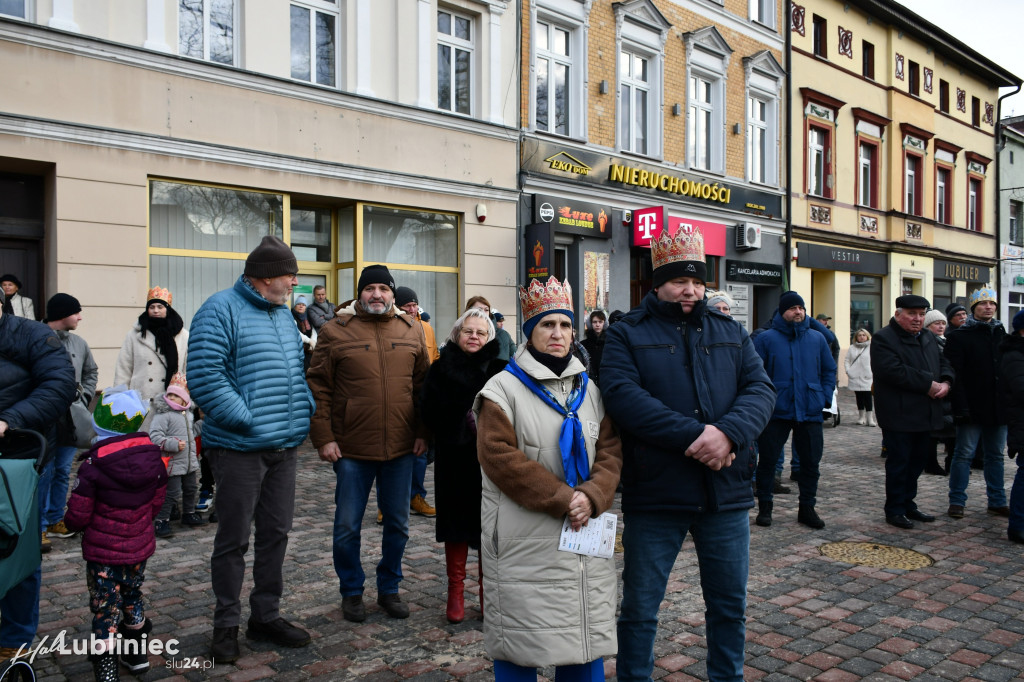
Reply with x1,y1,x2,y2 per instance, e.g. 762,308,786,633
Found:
819,541,934,570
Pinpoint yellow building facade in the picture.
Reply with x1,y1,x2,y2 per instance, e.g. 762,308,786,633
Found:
789,0,1019,361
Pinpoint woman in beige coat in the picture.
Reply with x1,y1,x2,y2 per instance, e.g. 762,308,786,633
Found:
474,277,622,681
114,286,189,402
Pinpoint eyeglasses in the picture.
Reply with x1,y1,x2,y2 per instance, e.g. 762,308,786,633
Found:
460,329,489,338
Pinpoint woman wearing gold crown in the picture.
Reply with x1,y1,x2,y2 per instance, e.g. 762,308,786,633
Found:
473,276,622,681
114,286,189,403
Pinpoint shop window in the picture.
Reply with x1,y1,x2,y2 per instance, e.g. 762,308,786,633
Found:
150,181,283,253
290,1,338,86
850,275,881,336
939,80,949,113
291,206,333,262
437,9,474,115
857,140,878,208
0,0,26,18
862,41,874,80
179,0,235,65
968,177,982,231
933,280,952,313
904,152,922,216
620,50,652,155
812,15,826,58
935,165,952,224
749,0,775,29
1011,200,1023,246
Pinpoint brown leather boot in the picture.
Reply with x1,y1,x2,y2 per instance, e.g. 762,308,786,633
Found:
444,542,468,623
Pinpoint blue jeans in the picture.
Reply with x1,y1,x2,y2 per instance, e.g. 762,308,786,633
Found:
617,509,749,682
42,446,77,526
1010,455,1024,533
411,451,428,499
948,424,1007,507
757,420,823,506
494,658,603,681
0,567,41,649
332,454,414,596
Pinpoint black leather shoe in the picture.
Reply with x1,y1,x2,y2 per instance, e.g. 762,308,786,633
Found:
1008,528,1024,544
905,509,935,522
342,595,366,622
246,617,310,648
377,593,410,619
988,506,1011,517
210,625,239,663
886,515,914,529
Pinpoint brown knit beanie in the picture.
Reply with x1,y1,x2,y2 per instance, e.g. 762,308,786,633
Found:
245,236,298,279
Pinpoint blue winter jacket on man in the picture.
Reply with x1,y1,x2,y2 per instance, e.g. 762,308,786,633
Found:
753,312,836,423
601,292,776,513
0,313,76,454
187,275,314,452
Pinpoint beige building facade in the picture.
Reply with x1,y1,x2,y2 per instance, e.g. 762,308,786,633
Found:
0,1,520,386
789,0,1020,357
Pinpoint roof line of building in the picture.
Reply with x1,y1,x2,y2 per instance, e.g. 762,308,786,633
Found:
844,0,1021,88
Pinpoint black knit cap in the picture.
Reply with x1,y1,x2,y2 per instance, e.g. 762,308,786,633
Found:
0,274,22,289
652,260,707,288
778,290,805,312
244,236,298,279
358,264,396,293
395,286,418,307
46,293,82,321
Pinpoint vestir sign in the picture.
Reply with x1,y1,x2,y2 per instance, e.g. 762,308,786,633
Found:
632,206,726,256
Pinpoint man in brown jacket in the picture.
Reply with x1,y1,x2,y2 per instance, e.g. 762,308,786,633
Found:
307,264,429,623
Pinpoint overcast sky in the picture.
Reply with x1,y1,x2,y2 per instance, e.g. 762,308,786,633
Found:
895,0,1024,119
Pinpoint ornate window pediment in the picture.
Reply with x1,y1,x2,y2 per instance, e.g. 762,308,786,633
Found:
682,25,734,68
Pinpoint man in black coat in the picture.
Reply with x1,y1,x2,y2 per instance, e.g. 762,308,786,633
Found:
870,295,953,529
0,288,77,658
944,287,1009,519
997,310,1024,544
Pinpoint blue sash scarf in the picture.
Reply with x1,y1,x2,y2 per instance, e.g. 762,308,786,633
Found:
504,357,590,487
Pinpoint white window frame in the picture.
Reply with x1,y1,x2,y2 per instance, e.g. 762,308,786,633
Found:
290,0,340,87
905,154,919,215
532,0,589,139
437,7,475,116
936,166,949,224
747,97,768,183
614,1,668,158
1011,200,1022,245
744,51,782,186
858,142,873,206
619,50,652,155
808,127,826,197
969,177,980,230
749,0,775,29
683,27,731,174
0,0,29,20
178,0,237,66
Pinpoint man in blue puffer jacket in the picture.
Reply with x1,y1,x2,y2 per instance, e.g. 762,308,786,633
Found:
753,290,836,530
187,236,315,663
601,227,775,682
0,288,76,659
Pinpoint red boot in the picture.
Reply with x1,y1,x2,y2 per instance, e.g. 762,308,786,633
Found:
445,542,468,623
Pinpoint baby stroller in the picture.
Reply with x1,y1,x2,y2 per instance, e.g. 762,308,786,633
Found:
1,429,47,600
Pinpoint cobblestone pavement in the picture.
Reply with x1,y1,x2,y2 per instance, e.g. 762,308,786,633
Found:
18,389,1024,680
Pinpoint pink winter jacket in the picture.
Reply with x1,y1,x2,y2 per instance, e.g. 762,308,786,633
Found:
64,433,168,565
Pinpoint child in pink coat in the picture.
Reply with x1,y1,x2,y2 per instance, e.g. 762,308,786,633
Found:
64,386,168,681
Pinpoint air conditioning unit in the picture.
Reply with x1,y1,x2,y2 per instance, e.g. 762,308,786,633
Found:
736,222,762,250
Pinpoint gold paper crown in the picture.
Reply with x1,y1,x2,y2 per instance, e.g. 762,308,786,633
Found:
147,286,172,306
651,225,705,271
519,276,574,323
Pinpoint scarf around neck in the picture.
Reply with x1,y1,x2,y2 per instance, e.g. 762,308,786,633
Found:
504,356,590,487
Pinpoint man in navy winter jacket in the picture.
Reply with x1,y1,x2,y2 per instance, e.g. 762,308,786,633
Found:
0,289,76,658
601,226,775,682
188,236,315,663
753,290,836,530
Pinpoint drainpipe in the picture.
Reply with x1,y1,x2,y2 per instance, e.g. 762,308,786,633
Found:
784,0,793,291
996,83,1022,316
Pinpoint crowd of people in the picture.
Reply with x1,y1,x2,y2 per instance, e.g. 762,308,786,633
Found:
2,227,1023,682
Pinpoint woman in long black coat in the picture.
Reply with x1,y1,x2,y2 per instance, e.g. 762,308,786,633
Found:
421,307,506,624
